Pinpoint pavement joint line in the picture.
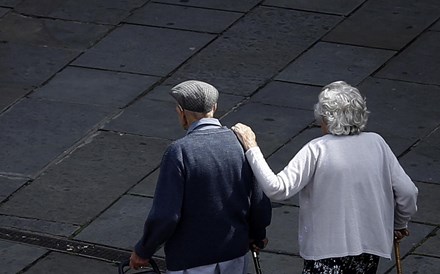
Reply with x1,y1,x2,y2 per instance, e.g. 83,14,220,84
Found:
0,226,167,270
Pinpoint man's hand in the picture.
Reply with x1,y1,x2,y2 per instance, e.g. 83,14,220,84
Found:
250,238,268,254
394,228,410,242
129,251,150,270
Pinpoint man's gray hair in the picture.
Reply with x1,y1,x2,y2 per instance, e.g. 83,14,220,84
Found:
314,81,369,136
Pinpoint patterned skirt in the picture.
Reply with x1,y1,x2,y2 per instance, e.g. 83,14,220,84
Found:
302,253,380,274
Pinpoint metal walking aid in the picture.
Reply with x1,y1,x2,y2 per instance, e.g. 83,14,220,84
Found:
394,240,403,274
250,240,265,274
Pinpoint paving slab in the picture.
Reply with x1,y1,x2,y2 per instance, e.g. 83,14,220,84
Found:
376,31,440,85
0,215,79,237
395,255,440,274
144,84,245,118
377,222,436,273
129,170,159,197
0,7,8,17
400,129,440,184
73,24,215,76
0,13,111,50
276,42,395,86
0,98,112,177
0,176,27,202
0,42,78,88
414,228,440,257
359,78,440,156
0,84,30,112
221,102,314,155
0,239,47,274
31,66,159,108
15,0,148,25
23,251,116,274
167,7,342,96
0,0,19,7
323,0,440,50
0,131,169,224
154,0,260,12
125,3,242,33
266,204,299,255
262,0,365,16
251,81,321,110
431,20,440,31
248,251,304,274
409,182,440,225
75,195,152,250
104,97,184,140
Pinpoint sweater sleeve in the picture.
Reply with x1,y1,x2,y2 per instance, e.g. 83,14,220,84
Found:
248,177,272,241
386,146,418,229
134,145,184,259
245,145,316,201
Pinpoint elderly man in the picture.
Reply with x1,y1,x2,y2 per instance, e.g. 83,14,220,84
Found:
130,80,272,274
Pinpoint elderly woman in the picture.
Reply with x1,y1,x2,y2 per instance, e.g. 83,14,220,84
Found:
232,81,418,273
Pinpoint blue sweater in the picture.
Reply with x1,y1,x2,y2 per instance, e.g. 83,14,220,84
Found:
135,124,272,271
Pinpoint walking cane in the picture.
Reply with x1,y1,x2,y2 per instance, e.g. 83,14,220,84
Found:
250,241,264,274
394,239,402,274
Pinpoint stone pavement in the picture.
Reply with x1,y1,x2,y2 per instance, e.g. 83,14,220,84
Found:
0,0,439,273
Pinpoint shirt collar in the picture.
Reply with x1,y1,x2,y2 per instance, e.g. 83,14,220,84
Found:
187,118,222,135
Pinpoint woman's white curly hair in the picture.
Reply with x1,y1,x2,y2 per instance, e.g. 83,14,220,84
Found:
314,81,369,136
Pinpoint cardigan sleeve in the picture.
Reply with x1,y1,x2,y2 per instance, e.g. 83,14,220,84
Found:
387,148,418,229
245,145,317,201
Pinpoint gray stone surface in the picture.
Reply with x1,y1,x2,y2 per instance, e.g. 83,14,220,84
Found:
73,24,215,76
125,3,242,33
0,13,110,50
276,42,395,86
221,102,313,155
0,43,78,88
0,7,8,17
0,240,47,274
400,129,440,183
0,215,79,237
395,255,440,274
376,31,440,85
0,131,169,224
0,98,112,176
359,78,440,156
15,0,148,25
263,0,365,15
129,170,159,197
154,0,261,12
23,251,117,273
251,81,321,110
431,20,440,31
31,66,159,108
0,84,30,111
410,182,440,225
266,204,299,255
104,97,184,140
0,176,27,202
323,0,440,50
0,0,19,7
75,195,153,250
414,229,440,257
168,7,342,96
